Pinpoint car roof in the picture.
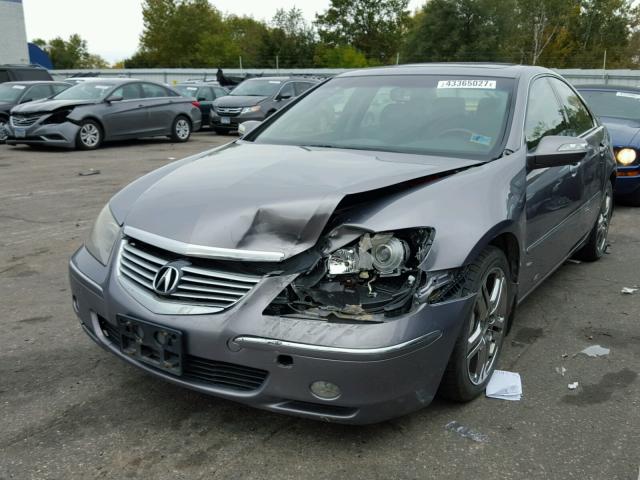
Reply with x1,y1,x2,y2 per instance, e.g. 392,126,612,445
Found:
243,76,320,82
575,84,640,93
338,63,551,79
176,82,223,87
3,80,68,85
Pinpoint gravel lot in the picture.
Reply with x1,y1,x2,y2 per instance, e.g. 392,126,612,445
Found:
0,132,638,480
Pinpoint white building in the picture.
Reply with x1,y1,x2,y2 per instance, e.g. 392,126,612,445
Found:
0,0,29,64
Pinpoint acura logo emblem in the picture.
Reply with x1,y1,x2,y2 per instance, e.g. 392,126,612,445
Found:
153,265,181,295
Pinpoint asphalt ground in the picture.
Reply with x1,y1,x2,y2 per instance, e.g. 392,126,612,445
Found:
0,131,638,480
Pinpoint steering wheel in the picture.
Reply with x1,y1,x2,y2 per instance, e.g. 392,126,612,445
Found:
438,128,476,138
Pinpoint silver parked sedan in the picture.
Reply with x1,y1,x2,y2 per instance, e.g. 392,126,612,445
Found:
6,79,202,149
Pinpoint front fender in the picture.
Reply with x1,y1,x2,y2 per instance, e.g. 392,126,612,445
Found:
339,153,528,272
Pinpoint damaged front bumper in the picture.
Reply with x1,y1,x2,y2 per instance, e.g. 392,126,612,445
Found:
69,245,475,424
6,120,79,148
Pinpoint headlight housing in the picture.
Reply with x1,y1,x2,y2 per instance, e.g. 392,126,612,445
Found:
265,228,438,321
43,108,73,125
616,148,637,166
85,204,121,265
241,105,261,115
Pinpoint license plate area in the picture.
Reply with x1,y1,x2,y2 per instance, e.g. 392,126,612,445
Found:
117,315,183,376
221,116,231,124
14,127,26,138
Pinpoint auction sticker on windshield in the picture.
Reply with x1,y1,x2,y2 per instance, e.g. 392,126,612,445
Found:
438,80,496,89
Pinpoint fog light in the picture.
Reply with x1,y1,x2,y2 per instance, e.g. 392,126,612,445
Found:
310,381,341,400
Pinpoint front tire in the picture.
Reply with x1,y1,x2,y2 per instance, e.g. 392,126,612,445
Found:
575,181,613,261
439,247,511,402
0,116,8,143
171,116,191,142
76,119,103,150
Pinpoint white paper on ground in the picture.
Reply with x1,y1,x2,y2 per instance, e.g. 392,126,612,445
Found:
486,370,522,401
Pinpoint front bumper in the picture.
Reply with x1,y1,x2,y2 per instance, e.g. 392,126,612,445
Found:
69,246,474,424
614,165,640,197
210,111,266,130
6,120,78,148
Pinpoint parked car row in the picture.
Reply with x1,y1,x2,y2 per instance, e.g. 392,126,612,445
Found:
2,79,202,149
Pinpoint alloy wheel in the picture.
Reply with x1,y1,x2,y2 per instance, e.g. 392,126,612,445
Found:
466,267,508,385
596,188,612,255
175,119,190,140
80,123,100,147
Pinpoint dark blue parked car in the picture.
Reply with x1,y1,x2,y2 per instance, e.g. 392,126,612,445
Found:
577,85,640,205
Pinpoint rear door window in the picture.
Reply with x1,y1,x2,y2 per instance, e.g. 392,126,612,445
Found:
141,83,169,98
0,70,9,83
113,83,143,100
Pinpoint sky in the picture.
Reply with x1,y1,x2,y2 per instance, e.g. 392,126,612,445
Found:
22,0,425,63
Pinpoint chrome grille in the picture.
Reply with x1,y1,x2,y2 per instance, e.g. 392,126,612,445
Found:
118,238,261,310
11,114,41,127
215,106,242,115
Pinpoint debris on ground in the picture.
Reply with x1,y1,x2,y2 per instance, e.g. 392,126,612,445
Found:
562,353,569,358
621,287,638,294
555,366,567,376
568,382,579,390
486,370,522,401
445,421,488,443
565,259,582,265
168,157,176,160
78,169,101,176
580,345,610,357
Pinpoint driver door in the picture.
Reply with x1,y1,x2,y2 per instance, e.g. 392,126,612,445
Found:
522,77,584,291
102,83,147,138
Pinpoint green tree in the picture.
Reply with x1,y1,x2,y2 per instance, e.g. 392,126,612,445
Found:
314,44,369,67
257,8,317,68
132,0,227,67
402,0,514,63
315,0,410,64
34,34,108,69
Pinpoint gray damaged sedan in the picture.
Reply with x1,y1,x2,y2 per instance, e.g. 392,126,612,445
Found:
69,64,616,424
7,79,202,149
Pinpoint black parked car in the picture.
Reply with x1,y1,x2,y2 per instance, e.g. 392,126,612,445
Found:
0,81,70,142
211,76,319,134
174,82,229,127
0,64,53,83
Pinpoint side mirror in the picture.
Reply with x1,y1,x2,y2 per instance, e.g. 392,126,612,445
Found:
106,95,123,103
276,92,292,101
527,136,588,170
197,96,207,102
238,120,261,136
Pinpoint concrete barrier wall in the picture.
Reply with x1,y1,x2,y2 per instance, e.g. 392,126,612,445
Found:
49,68,640,88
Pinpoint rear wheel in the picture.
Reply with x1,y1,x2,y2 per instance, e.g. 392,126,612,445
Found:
171,116,191,142
0,116,9,143
439,247,511,401
76,119,102,150
575,181,613,261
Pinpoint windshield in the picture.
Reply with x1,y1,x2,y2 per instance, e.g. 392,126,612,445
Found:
0,84,26,102
231,79,282,97
252,75,514,159
579,89,640,121
53,82,115,101
175,85,199,97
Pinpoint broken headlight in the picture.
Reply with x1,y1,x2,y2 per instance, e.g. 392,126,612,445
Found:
265,228,436,321
43,108,73,125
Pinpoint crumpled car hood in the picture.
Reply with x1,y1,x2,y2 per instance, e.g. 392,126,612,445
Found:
117,142,480,259
11,98,96,114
